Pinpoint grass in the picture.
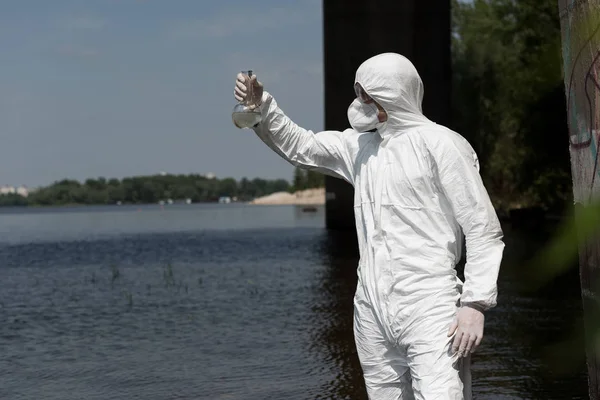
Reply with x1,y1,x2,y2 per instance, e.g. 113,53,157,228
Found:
163,263,175,288
77,262,209,308
111,263,120,285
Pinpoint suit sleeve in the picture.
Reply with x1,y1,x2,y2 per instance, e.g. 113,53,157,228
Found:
252,92,355,183
428,133,505,310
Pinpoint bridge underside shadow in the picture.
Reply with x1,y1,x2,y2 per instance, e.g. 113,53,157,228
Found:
323,0,451,230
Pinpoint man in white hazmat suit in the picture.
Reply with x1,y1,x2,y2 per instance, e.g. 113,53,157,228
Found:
233,52,504,399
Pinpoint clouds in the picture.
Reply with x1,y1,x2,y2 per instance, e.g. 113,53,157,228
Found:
46,15,107,60
56,45,100,59
167,3,320,40
224,51,322,85
61,16,107,31
0,0,324,186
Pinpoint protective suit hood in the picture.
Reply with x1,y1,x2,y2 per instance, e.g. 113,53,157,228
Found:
354,53,433,137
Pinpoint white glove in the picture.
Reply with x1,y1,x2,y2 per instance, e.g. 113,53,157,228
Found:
234,73,264,109
447,305,485,358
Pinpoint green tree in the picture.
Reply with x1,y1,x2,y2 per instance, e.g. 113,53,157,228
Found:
0,194,28,206
306,170,325,189
451,0,571,212
268,179,291,193
108,178,120,187
293,168,307,191
219,178,238,197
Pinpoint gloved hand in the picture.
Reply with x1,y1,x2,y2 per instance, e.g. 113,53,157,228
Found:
447,305,485,358
234,72,264,110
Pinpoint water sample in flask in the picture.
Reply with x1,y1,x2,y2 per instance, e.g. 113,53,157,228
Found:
232,70,262,129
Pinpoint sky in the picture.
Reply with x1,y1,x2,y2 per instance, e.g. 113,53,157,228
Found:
0,0,323,187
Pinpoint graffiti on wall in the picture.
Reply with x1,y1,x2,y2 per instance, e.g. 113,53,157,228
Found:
559,3,600,398
560,0,600,204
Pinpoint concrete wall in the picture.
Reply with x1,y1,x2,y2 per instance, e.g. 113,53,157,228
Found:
323,0,451,230
557,0,600,397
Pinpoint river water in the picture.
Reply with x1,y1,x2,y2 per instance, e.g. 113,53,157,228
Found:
0,204,589,399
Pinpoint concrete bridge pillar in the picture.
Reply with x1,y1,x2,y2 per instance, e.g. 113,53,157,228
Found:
323,0,451,230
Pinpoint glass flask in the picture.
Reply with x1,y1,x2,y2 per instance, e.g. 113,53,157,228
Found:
232,70,262,129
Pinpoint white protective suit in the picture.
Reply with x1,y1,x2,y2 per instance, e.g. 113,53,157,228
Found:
250,53,504,399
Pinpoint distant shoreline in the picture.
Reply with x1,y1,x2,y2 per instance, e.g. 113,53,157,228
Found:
0,189,326,209
249,188,325,206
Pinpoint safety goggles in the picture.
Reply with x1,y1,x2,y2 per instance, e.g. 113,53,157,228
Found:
354,83,374,104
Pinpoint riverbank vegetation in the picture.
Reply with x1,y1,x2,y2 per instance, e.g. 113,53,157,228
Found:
0,169,325,207
451,0,571,213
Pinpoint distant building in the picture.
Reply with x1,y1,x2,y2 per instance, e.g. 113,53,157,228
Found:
16,185,28,197
205,172,216,179
0,185,15,195
0,185,31,197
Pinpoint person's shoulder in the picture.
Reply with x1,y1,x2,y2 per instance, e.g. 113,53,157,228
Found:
414,124,476,159
331,128,373,145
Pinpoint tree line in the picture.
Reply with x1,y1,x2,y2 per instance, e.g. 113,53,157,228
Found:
0,170,324,207
451,0,571,213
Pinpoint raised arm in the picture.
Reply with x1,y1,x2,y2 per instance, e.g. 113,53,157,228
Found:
234,74,355,183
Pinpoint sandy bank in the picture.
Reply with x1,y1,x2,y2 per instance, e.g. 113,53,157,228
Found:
250,188,325,205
